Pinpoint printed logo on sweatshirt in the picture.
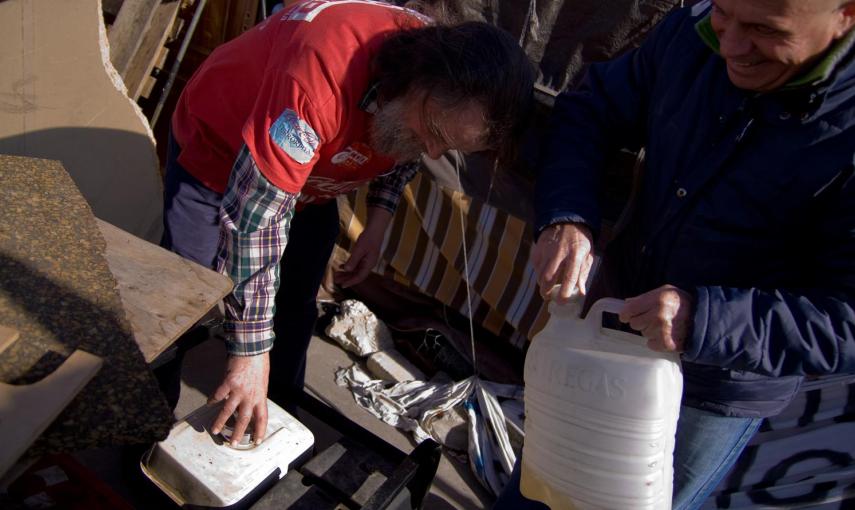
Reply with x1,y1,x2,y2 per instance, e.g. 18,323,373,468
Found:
297,175,369,205
269,109,319,164
330,143,373,169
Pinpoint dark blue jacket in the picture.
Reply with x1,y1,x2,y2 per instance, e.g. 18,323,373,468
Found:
537,4,855,417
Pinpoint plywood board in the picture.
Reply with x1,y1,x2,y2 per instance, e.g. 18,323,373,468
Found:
98,219,232,363
0,0,164,243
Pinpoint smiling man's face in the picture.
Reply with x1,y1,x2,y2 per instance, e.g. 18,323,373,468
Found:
711,0,855,91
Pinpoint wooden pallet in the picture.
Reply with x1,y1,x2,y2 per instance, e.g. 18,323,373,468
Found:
106,0,190,102
104,0,260,118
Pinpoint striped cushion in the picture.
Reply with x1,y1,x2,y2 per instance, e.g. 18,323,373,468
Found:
338,172,548,349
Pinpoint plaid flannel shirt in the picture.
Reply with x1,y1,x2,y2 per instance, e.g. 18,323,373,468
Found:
217,146,418,355
366,160,420,213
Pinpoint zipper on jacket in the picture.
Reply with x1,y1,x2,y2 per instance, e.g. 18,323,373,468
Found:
735,117,755,143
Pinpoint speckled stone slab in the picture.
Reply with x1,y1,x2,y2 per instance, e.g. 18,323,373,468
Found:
0,154,171,455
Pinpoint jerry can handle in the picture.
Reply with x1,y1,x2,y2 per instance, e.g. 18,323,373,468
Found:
585,298,649,347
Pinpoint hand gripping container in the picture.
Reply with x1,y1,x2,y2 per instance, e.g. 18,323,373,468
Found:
521,298,682,509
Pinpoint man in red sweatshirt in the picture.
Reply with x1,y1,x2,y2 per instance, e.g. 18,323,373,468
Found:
162,0,535,447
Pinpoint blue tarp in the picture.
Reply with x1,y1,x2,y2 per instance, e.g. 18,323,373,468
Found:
706,375,855,508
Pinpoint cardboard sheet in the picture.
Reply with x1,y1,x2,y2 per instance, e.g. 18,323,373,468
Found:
0,0,164,243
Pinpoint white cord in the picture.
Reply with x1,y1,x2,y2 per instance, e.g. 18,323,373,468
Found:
454,161,479,377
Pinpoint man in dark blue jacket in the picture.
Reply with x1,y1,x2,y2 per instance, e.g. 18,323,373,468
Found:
495,0,855,508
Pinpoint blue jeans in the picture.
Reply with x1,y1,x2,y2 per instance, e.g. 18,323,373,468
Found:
671,406,762,510
161,132,223,268
492,405,762,510
491,458,548,510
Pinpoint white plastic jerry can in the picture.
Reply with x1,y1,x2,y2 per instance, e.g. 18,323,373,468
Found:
521,298,683,510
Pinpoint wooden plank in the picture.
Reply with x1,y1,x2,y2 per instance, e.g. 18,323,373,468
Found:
0,350,103,477
225,0,258,39
186,0,257,64
141,14,184,100
140,44,170,99
97,219,233,363
108,0,160,76
123,0,181,100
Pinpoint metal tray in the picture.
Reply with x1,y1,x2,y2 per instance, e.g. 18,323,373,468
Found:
141,400,314,508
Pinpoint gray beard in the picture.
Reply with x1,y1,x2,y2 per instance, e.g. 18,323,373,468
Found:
369,98,424,163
